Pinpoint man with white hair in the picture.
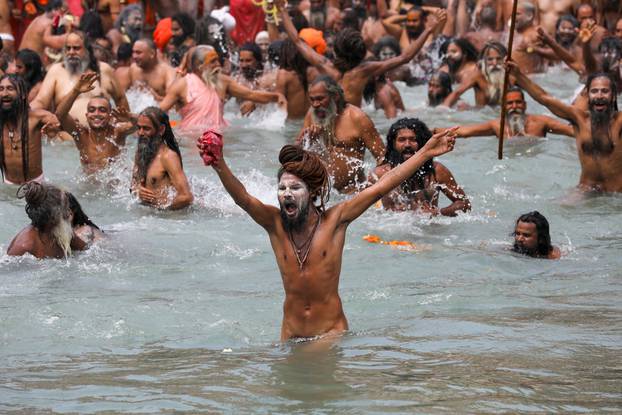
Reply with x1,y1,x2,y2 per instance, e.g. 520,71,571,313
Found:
512,0,546,74
479,41,507,106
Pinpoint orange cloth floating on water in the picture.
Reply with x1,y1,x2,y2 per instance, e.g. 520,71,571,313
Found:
299,28,327,55
363,234,418,251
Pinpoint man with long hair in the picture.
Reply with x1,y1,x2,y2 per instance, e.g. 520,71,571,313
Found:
373,118,470,216
131,107,193,210
0,75,60,185
7,182,87,259
297,76,386,193
31,31,128,125
508,60,622,193
512,211,560,259
275,38,315,119
7,48,45,102
198,127,457,341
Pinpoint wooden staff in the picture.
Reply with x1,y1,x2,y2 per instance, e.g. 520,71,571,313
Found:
497,0,519,160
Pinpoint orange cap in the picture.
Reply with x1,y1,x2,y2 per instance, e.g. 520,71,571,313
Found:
153,17,172,51
299,28,327,55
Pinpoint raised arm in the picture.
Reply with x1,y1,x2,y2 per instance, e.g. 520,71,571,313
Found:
226,77,287,106
382,14,405,39
42,25,69,50
508,60,580,124
542,116,575,138
55,72,98,134
358,113,386,165
579,24,599,75
536,27,584,75
451,120,497,138
336,128,457,224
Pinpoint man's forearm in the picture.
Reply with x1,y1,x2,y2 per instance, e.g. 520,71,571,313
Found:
440,199,469,216
213,161,252,209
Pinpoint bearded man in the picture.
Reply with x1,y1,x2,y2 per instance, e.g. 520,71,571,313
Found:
160,46,286,135
509,60,622,193
511,1,546,74
55,72,137,174
199,128,457,341
297,76,386,193
107,4,144,55
7,182,87,259
512,211,560,260
442,88,574,139
234,42,276,116
31,32,128,125
479,42,507,106
0,75,60,185
372,118,470,216
131,107,193,210
464,0,503,51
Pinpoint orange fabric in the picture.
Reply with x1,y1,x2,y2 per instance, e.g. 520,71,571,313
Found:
229,0,265,45
153,17,172,51
299,28,326,55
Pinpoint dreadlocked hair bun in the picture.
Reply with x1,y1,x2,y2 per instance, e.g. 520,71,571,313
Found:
278,145,330,212
16,182,47,206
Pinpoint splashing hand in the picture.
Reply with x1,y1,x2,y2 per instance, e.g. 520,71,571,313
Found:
197,129,224,166
421,126,457,158
74,72,99,94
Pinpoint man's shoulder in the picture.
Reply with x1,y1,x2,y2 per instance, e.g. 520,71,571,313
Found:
343,104,369,120
99,61,115,76
7,226,37,255
46,63,65,75
433,161,454,180
160,146,183,165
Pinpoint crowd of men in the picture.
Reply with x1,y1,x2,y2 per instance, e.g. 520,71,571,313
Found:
2,0,621,340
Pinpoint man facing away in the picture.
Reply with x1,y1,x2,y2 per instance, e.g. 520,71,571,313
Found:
199,128,457,341
508,60,622,193
131,107,193,210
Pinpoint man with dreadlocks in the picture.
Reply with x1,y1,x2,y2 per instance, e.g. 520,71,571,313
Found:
0,75,60,185
7,182,87,259
131,107,194,210
508,60,622,193
297,76,386,193
32,31,128,125
278,0,446,108
198,127,457,341
372,118,470,216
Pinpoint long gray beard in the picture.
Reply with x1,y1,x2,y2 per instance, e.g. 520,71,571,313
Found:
201,68,220,89
52,217,74,258
64,56,89,76
309,100,337,147
484,66,505,105
507,112,526,136
135,137,161,182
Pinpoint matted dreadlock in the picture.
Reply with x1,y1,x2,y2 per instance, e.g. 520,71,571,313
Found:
278,145,330,212
0,74,30,182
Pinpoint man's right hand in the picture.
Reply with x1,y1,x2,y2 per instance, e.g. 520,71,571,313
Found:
74,72,99,94
197,130,224,167
421,127,458,158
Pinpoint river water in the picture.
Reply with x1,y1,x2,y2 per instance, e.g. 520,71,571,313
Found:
1,69,621,413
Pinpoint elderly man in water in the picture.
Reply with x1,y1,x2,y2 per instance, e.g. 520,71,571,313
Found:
131,107,193,210
296,75,386,193
198,127,457,341
7,182,88,259
512,211,561,260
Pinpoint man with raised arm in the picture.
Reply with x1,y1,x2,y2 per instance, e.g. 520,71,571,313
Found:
277,0,446,107
197,128,457,341
55,73,137,174
508,60,622,193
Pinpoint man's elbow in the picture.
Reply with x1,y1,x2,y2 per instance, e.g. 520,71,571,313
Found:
175,192,194,209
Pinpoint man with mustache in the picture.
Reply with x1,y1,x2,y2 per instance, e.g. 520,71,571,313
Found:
372,118,470,215
508,60,622,193
116,38,177,104
55,72,137,174
296,76,386,193
512,211,560,260
533,16,584,75
199,128,457,341
438,38,490,107
131,107,193,210
107,4,145,55
7,182,87,259
441,88,574,139
234,42,275,116
160,46,286,135
0,75,60,185
511,1,546,74
31,31,129,125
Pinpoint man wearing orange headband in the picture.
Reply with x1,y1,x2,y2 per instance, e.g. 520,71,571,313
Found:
160,45,286,135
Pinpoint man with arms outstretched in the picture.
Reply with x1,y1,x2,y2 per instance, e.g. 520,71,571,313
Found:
198,128,457,341
508,60,622,192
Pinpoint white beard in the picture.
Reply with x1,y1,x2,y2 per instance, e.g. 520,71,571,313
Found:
201,67,220,89
310,100,337,130
507,112,526,136
485,67,505,104
64,56,89,76
52,217,74,258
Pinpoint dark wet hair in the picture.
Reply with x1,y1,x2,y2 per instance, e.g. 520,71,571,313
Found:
172,12,196,39
268,40,283,66
514,211,553,256
289,9,310,32
240,42,263,64
0,75,30,182
66,192,100,230
341,8,361,31
280,39,309,91
117,42,133,62
311,75,346,113
79,10,105,40
372,36,401,58
555,14,578,31
45,0,64,12
333,28,367,72
15,49,45,92
139,107,184,166
385,118,434,190
16,182,68,230
586,72,619,112
277,145,330,212
430,71,453,92
440,37,479,63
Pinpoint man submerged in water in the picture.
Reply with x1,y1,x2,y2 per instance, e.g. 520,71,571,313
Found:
199,128,457,341
512,211,561,260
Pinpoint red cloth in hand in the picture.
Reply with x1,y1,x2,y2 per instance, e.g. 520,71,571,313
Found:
229,0,265,45
198,130,224,166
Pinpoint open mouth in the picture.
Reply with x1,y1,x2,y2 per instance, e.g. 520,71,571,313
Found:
402,149,415,159
283,200,298,216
